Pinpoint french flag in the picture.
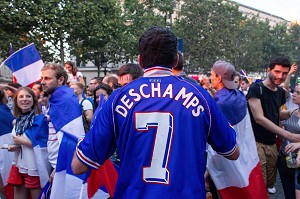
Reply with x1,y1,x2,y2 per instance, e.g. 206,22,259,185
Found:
25,114,51,188
0,104,14,199
0,43,44,86
48,86,109,199
207,90,268,199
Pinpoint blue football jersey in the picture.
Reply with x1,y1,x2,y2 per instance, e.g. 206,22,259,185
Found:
76,67,237,199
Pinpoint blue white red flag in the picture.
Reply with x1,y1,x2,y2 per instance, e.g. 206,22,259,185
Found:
0,43,44,86
240,70,248,78
25,114,51,188
48,86,109,199
207,89,267,199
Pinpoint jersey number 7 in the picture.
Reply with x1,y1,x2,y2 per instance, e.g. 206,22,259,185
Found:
135,112,174,184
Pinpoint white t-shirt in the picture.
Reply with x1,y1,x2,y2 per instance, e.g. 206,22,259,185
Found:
68,71,83,83
80,99,93,111
42,105,60,168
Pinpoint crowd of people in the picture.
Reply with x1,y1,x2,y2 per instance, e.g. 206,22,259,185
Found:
0,26,300,199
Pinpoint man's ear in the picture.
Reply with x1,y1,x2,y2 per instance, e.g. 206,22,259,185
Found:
267,67,271,72
58,76,64,85
172,53,179,68
138,55,144,68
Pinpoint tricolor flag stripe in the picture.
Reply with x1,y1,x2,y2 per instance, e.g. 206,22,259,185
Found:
2,43,42,72
207,109,268,199
1,43,44,86
13,60,43,86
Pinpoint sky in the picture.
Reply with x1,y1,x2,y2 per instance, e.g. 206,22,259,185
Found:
233,0,300,22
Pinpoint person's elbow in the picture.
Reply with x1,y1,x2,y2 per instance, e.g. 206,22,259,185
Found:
71,154,89,175
225,145,240,160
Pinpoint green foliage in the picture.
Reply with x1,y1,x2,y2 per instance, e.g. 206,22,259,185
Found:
0,0,299,76
174,0,244,73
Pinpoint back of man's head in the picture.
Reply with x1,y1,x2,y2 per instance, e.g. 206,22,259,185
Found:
269,56,291,70
117,64,143,80
138,26,178,69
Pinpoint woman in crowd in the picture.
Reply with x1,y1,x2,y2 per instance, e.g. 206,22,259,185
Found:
7,87,50,199
93,84,113,111
279,84,300,199
64,61,84,85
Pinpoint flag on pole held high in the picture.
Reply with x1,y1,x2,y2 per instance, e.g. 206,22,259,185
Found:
0,43,44,86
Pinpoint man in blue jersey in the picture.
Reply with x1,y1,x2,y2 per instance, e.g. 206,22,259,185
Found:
72,26,240,199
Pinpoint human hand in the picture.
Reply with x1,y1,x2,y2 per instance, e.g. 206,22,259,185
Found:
12,135,29,145
7,144,20,151
288,64,298,75
285,142,300,153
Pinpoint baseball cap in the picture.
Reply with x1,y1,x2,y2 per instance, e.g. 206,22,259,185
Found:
212,60,237,90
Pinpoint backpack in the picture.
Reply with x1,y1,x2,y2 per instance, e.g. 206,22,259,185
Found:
80,98,91,133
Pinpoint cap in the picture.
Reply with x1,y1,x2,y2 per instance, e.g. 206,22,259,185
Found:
212,60,237,90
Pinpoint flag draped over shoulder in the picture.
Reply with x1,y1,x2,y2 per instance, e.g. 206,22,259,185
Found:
48,86,109,199
0,104,14,191
0,43,44,86
207,89,268,199
25,114,51,188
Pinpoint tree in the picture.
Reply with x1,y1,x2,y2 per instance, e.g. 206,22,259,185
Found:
174,0,244,73
0,0,54,61
119,0,175,63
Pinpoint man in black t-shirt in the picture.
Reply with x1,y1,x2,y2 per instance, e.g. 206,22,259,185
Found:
247,56,300,194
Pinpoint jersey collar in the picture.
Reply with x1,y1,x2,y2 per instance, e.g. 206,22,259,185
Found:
144,66,173,77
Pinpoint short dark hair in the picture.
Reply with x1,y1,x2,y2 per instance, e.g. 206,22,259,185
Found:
138,26,178,69
91,77,101,84
117,63,143,80
269,56,291,70
241,76,249,84
173,52,183,71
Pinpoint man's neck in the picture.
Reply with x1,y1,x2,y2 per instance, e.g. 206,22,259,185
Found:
77,94,83,101
263,79,277,91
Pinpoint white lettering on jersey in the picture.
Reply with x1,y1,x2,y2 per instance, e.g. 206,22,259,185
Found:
115,83,205,118
140,84,150,98
135,112,173,184
151,83,161,97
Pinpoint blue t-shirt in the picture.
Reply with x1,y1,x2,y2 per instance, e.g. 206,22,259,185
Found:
76,69,237,199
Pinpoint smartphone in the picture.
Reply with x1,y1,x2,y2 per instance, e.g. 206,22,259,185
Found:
1,144,9,149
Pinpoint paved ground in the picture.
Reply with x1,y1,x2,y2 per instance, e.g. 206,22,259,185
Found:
269,170,285,199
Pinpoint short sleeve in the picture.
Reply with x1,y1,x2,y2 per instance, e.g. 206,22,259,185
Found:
246,82,261,101
82,99,93,111
77,72,83,78
76,99,115,169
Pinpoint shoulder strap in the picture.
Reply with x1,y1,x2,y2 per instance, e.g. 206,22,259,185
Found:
80,98,86,107
290,108,299,116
